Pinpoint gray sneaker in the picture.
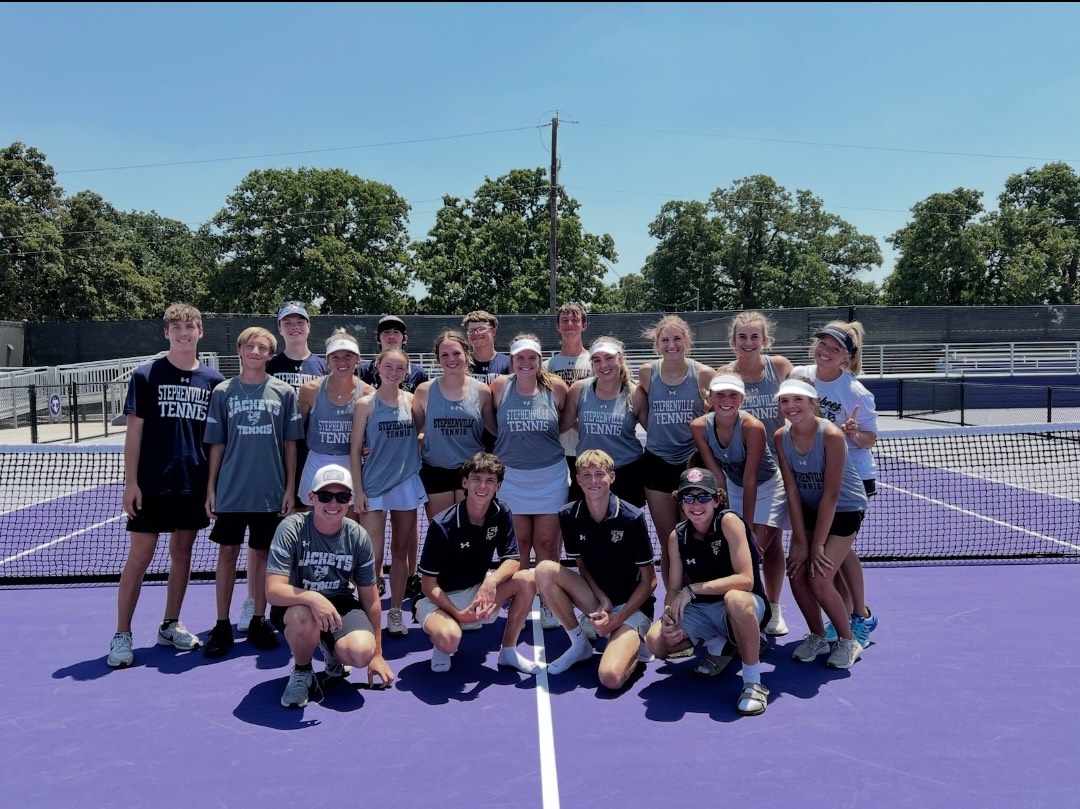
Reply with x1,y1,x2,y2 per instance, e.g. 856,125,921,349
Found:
387,608,408,637
792,633,831,662
108,632,134,668
579,614,598,641
539,600,559,630
156,621,201,650
827,636,863,670
281,666,315,708
318,639,351,679
237,597,256,632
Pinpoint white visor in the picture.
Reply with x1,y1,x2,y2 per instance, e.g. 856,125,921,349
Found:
589,342,622,358
775,379,818,400
709,374,746,395
325,338,360,356
509,338,543,356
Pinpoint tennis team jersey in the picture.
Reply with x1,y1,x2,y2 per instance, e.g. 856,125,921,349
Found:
574,381,644,469
778,419,868,512
361,395,421,498
790,365,879,482
124,357,224,495
420,378,486,469
305,377,357,456
204,375,305,513
645,360,705,464
739,357,785,440
470,352,511,385
493,377,564,470
675,509,769,618
702,410,777,488
544,352,591,456
419,499,519,593
358,359,429,393
267,352,327,391
267,512,376,595
559,494,655,611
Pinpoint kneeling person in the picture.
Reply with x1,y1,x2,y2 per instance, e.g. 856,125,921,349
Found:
415,453,538,674
536,450,656,690
266,465,394,708
645,468,771,717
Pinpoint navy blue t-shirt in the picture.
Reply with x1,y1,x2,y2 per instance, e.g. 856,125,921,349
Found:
419,499,518,592
124,357,224,495
267,353,327,391
357,359,428,393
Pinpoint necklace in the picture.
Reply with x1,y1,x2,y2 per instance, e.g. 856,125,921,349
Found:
236,378,266,398
328,381,354,401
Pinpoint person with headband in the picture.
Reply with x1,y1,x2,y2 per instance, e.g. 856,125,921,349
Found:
773,377,868,670
632,316,715,589
789,321,879,648
644,468,771,717
714,310,794,637
350,347,428,640
490,333,570,631
691,372,788,641
560,336,646,508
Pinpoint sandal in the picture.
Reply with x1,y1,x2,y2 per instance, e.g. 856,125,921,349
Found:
692,649,734,678
736,682,769,716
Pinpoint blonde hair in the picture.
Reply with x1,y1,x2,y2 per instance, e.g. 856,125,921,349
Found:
643,315,693,355
588,335,633,393
575,449,614,474
813,320,866,375
236,326,277,353
728,310,776,350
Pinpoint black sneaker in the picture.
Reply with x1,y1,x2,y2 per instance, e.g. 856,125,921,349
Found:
377,577,386,598
405,572,422,601
203,622,235,658
247,615,280,650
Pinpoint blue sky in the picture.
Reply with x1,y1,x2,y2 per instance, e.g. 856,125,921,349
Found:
6,2,1080,301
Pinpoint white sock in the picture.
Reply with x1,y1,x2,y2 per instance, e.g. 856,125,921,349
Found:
547,635,593,675
498,646,539,674
566,624,585,644
705,637,730,657
431,649,452,673
742,662,761,685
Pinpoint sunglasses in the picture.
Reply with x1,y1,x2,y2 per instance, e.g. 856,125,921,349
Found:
680,493,715,504
314,491,351,504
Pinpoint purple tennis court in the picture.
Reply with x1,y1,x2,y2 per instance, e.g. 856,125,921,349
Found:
3,564,1078,808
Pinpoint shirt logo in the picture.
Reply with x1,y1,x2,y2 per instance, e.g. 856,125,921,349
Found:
610,530,624,543
711,539,724,555
486,527,498,543
460,542,470,550
247,410,260,426
312,565,329,580
685,557,696,566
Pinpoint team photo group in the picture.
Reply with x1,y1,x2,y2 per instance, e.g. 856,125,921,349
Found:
109,299,881,717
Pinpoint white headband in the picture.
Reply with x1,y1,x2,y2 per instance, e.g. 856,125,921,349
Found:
509,338,543,356
775,379,818,400
589,342,622,358
325,338,360,356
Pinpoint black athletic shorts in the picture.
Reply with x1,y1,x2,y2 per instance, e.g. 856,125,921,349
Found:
126,491,210,534
208,512,282,550
419,461,465,495
641,449,688,494
800,504,864,539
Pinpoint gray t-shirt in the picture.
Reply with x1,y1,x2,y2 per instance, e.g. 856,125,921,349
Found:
267,512,376,594
204,375,305,512
544,351,591,456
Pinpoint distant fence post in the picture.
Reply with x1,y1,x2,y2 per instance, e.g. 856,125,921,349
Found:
71,380,79,443
959,381,966,426
29,384,38,444
898,379,905,419
1047,387,1053,423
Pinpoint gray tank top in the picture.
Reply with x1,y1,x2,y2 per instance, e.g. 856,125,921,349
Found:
305,377,356,456
421,378,485,469
740,357,784,439
779,420,867,512
361,395,421,497
645,360,704,464
493,376,564,470
575,381,644,469
703,410,776,487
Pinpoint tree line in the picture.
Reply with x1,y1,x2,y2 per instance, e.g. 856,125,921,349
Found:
2,140,1077,323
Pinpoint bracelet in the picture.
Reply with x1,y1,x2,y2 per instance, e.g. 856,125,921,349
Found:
682,585,696,601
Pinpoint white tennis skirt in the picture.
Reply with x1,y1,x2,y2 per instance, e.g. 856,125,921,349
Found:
727,471,789,529
497,460,570,515
297,450,351,504
367,473,429,512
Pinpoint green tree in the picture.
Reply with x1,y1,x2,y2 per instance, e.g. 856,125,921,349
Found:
209,167,413,315
645,176,881,310
590,272,657,313
883,189,991,305
0,142,65,322
412,168,616,314
123,212,215,311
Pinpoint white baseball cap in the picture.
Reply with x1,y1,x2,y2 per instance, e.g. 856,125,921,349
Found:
311,464,353,492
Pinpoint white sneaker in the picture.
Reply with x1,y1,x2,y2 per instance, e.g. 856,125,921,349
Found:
281,666,315,708
387,608,408,637
792,633,831,662
156,621,201,650
827,636,863,670
238,597,256,632
765,603,788,636
539,600,559,630
107,632,133,668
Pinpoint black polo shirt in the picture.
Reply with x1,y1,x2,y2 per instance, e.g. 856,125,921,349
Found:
419,499,518,592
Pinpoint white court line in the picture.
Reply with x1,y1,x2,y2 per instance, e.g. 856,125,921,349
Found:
879,482,1080,552
0,514,125,566
530,595,560,809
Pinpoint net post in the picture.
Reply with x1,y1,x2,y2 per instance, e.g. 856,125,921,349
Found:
71,380,79,443
959,380,966,426
29,384,38,444
898,378,905,419
1047,387,1053,423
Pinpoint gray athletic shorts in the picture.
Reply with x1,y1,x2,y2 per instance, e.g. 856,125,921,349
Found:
678,593,766,646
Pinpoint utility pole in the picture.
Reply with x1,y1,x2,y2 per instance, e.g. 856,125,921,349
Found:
548,113,559,315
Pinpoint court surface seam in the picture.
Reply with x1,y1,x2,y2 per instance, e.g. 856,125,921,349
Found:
530,595,561,809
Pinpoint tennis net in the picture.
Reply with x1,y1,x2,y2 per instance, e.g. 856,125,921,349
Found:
2,422,1078,584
